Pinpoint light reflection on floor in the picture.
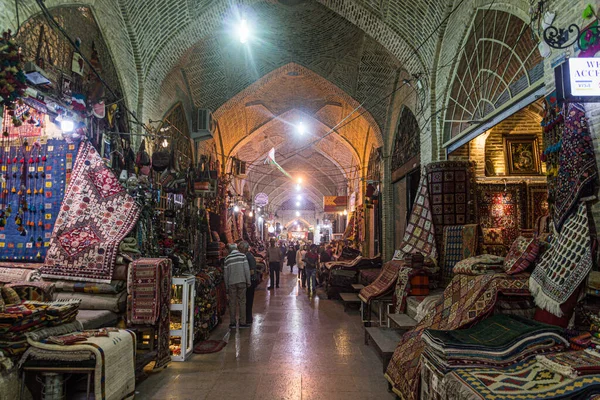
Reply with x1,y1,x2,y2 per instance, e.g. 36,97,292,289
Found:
135,268,396,399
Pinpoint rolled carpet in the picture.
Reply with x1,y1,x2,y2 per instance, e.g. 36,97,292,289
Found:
54,291,127,313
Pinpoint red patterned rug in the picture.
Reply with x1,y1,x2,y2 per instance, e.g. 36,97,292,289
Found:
41,142,140,283
128,258,172,325
476,183,527,248
384,272,531,400
154,258,172,370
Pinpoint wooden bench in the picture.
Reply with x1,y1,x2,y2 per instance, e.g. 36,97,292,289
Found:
339,292,361,311
387,313,417,330
364,327,404,372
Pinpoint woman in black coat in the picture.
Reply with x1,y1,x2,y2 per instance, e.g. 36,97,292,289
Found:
286,246,297,273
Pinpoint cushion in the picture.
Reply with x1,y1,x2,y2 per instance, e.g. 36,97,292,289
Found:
482,228,504,245
503,236,540,274
453,254,505,276
480,244,508,257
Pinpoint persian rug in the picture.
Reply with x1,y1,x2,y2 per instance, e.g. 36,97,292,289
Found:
440,224,478,284
398,174,438,262
127,258,172,325
27,329,136,400
425,161,475,247
358,260,405,304
537,350,600,377
530,202,592,317
193,339,227,354
42,142,141,283
384,272,531,400
444,359,600,400
527,184,549,229
476,182,527,247
554,103,598,231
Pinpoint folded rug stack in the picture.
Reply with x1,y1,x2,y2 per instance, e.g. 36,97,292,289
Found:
537,349,600,378
52,280,127,329
0,299,80,357
423,314,568,373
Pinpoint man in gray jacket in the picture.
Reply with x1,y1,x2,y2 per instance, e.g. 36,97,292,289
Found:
224,243,251,329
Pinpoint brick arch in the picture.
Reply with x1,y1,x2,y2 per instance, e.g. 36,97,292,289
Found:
440,5,543,143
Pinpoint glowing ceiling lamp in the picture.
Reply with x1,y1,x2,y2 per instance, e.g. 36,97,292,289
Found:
297,121,306,135
343,209,348,216
295,211,300,217
268,226,275,233
296,184,301,191
296,194,302,201
238,19,250,44
60,120,74,133
233,205,240,213
296,201,300,207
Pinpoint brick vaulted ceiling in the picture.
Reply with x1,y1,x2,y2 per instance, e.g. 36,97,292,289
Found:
157,1,407,212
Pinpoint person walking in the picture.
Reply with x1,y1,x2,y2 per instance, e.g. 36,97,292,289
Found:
286,245,297,273
238,241,257,324
296,244,307,288
266,239,282,289
224,243,251,329
304,244,319,296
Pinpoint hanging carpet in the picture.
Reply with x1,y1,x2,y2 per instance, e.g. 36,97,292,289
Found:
425,161,475,249
530,202,592,317
440,224,478,284
358,260,405,304
553,102,598,231
384,272,531,400
476,182,527,248
127,258,172,325
41,142,141,283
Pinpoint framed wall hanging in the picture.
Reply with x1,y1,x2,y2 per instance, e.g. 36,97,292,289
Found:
504,135,541,175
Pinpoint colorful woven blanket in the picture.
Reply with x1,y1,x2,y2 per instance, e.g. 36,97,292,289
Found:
554,103,598,231
384,273,531,400
530,202,592,317
445,359,600,400
358,260,405,304
42,142,141,283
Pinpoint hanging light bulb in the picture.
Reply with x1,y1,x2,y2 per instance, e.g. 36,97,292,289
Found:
248,211,253,217
295,211,300,217
233,205,240,213
161,138,169,148
343,209,348,216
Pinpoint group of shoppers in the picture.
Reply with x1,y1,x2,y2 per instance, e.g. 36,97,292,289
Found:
224,238,337,328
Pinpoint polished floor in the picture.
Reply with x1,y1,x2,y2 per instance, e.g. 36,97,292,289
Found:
135,268,396,400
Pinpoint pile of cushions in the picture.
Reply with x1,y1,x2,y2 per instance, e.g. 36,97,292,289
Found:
453,235,540,276
422,314,567,374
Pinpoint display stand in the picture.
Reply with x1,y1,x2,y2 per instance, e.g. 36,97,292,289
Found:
170,275,196,361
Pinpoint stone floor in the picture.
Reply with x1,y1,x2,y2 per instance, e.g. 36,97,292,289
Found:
135,268,396,400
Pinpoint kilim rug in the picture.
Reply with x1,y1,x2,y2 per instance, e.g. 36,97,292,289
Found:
27,329,136,400
444,359,600,400
41,142,141,283
527,184,549,230
384,272,531,400
358,260,405,304
0,267,37,283
127,258,172,325
554,103,598,231
537,350,600,377
154,258,172,369
193,339,227,354
398,174,438,262
440,224,478,284
476,183,527,248
530,202,592,317
425,161,475,249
